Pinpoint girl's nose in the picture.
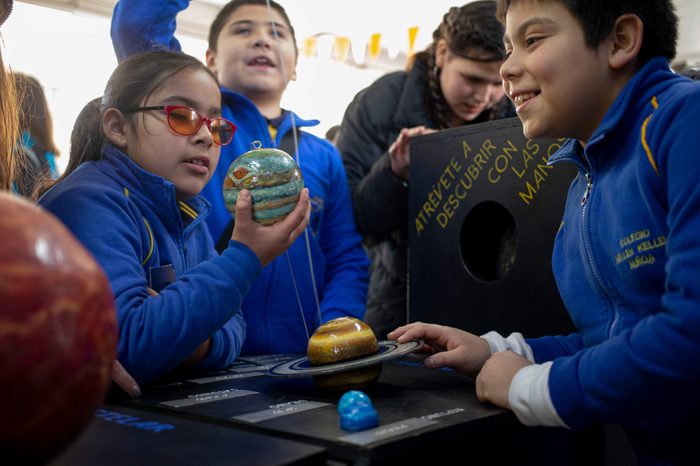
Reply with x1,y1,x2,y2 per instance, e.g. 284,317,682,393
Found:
193,121,215,147
474,82,501,105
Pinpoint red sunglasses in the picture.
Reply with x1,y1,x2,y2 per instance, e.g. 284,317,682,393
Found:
125,105,237,146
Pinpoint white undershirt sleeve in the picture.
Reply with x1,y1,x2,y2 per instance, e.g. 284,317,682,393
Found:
481,330,535,362
480,331,568,428
508,363,568,427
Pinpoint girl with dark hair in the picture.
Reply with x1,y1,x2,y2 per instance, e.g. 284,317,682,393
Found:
336,1,516,339
38,50,310,384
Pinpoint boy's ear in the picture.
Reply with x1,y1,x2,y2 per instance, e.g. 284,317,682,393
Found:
102,108,130,148
608,13,643,70
435,38,448,69
205,48,218,75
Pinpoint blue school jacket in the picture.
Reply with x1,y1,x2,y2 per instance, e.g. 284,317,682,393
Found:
530,57,700,464
39,146,258,384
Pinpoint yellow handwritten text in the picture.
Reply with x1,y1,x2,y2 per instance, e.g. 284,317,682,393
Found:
434,139,495,228
412,137,566,234
415,157,462,236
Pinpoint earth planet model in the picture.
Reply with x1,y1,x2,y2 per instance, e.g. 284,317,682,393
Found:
223,144,304,225
0,193,117,464
306,317,381,390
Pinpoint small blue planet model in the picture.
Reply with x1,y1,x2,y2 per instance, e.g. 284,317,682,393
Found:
223,143,303,225
338,390,379,431
338,390,373,414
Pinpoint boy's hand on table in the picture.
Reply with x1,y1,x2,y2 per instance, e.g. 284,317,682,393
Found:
476,351,532,409
388,321,491,378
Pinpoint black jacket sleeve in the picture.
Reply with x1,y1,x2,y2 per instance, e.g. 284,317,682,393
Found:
336,72,409,243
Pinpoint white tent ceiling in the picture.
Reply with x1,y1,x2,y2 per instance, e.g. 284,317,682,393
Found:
5,0,698,166
17,0,700,66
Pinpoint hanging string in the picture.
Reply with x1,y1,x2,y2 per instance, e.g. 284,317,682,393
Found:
286,251,310,339
265,0,323,335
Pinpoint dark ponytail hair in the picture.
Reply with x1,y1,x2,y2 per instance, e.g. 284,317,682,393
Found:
411,1,507,129
35,50,218,199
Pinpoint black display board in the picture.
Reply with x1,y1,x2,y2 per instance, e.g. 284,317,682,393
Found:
408,117,577,337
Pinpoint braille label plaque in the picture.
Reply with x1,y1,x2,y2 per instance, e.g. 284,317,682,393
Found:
338,418,438,446
233,400,331,423
160,388,257,408
186,371,261,384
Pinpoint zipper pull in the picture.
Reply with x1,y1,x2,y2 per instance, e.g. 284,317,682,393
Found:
581,172,592,206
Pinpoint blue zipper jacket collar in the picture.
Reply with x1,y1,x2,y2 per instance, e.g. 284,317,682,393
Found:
101,144,211,236
220,87,319,144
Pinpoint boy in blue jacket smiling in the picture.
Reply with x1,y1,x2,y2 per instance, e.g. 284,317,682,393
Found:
390,1,700,464
111,0,369,355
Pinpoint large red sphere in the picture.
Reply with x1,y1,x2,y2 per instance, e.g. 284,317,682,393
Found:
0,193,117,465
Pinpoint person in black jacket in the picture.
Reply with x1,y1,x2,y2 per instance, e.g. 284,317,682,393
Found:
336,1,515,339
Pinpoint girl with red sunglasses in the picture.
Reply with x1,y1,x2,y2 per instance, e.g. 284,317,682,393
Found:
37,50,310,385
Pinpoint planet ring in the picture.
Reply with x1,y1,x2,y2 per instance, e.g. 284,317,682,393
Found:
267,340,423,377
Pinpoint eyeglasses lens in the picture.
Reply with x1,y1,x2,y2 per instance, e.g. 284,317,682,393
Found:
168,107,200,135
211,120,234,145
166,106,235,146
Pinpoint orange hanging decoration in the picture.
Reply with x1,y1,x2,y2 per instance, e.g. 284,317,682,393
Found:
333,36,351,63
303,36,318,58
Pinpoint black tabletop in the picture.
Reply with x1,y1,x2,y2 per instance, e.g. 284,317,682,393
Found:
48,352,600,465
111,354,522,465
48,403,326,466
